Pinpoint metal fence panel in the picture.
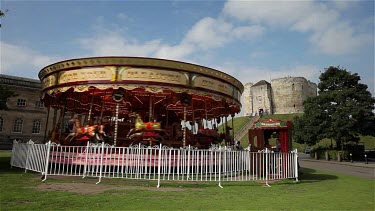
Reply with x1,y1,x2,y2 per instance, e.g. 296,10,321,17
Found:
10,141,298,186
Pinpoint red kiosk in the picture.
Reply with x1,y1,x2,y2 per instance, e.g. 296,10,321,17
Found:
248,119,292,152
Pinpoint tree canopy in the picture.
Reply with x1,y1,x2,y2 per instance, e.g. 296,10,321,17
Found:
293,66,375,148
0,84,17,110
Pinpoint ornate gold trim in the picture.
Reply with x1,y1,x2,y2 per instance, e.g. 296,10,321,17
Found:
38,57,244,93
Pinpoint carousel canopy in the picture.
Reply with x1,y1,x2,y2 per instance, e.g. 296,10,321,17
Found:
38,57,244,121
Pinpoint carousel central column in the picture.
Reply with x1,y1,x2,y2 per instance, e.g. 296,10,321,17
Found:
114,103,119,146
183,106,187,147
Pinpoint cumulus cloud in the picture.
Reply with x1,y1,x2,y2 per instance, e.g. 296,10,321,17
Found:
0,42,60,79
223,0,372,55
183,17,263,50
213,63,321,86
78,14,264,61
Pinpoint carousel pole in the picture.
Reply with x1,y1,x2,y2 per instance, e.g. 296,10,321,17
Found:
192,106,195,134
87,91,95,124
43,106,50,143
205,101,208,128
183,106,187,147
231,113,235,144
225,115,228,146
57,106,65,142
114,103,119,146
99,97,105,124
149,95,153,122
166,108,169,126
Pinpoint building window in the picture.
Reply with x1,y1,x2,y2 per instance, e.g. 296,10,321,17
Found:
292,84,295,91
0,117,3,132
301,85,304,90
17,99,27,106
35,101,44,108
13,119,23,133
32,120,42,134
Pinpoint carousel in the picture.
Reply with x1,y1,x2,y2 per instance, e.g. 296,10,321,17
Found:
39,57,243,149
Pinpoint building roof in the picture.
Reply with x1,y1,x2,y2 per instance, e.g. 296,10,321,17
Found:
0,74,41,88
251,80,270,87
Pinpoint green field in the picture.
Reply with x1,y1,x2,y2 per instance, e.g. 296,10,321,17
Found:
0,152,374,210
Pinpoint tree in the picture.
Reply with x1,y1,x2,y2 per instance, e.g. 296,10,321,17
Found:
0,9,8,28
0,84,17,110
293,66,375,148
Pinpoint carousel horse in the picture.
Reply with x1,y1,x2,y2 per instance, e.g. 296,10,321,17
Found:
127,113,165,145
195,128,221,146
65,117,104,144
134,113,161,131
91,125,110,144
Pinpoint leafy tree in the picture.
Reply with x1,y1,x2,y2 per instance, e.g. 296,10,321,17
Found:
0,9,8,28
293,66,375,148
0,84,17,110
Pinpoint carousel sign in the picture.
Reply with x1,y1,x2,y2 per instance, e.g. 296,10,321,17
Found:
255,119,287,128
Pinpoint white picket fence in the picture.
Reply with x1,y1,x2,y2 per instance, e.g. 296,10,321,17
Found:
10,140,299,187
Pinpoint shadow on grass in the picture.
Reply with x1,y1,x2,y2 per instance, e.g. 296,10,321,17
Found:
0,154,27,174
297,167,338,183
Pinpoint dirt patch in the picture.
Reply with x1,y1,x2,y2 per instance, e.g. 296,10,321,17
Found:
30,176,203,194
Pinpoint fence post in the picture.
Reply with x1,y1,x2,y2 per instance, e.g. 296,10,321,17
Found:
294,149,299,182
25,140,33,173
96,142,105,184
187,145,191,180
82,141,90,178
42,141,51,182
10,140,16,168
157,144,162,188
265,148,270,187
218,146,223,188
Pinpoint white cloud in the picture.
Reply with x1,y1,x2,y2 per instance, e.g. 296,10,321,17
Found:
310,22,373,55
183,17,263,50
78,31,162,57
0,42,59,79
213,63,321,86
154,43,195,60
78,16,264,61
223,0,372,55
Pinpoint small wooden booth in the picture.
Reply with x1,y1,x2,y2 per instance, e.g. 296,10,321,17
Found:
248,119,292,152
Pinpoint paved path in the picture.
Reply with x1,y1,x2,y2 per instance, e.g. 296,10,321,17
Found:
299,158,375,180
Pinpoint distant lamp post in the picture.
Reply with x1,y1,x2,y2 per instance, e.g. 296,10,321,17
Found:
350,153,353,163
365,154,368,164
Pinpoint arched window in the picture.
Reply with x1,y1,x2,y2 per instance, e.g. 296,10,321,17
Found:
32,120,42,134
0,117,3,132
13,119,23,133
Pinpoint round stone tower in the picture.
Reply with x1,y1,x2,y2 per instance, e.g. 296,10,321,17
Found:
243,82,253,116
271,77,317,114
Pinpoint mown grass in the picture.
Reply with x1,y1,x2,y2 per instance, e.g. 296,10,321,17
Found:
0,152,374,210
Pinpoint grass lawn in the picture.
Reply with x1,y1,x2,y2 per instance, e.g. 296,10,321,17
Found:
1,152,374,210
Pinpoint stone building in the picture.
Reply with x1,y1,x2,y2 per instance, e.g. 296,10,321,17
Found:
243,77,317,116
0,74,54,148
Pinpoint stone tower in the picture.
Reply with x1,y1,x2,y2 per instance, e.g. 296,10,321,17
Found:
242,77,317,116
271,77,317,114
243,80,272,116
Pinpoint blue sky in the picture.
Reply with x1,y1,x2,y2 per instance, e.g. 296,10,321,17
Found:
1,0,374,96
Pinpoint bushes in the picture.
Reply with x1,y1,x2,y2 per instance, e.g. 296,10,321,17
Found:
310,148,349,161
